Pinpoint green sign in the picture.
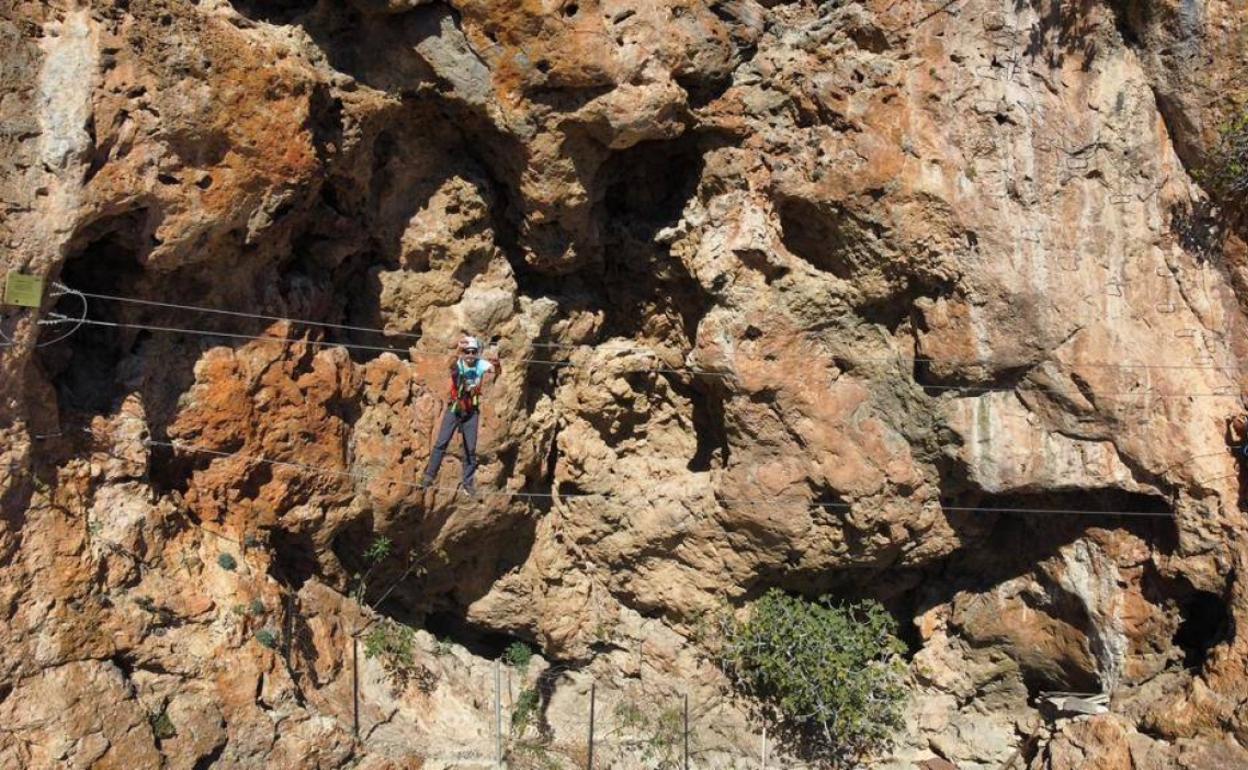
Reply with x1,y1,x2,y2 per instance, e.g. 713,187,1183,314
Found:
3,272,44,308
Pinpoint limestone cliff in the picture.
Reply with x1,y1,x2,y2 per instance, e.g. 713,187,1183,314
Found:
2,0,1248,767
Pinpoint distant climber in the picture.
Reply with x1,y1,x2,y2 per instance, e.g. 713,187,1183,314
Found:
420,335,499,497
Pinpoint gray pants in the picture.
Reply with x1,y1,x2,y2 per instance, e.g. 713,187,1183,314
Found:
423,408,480,490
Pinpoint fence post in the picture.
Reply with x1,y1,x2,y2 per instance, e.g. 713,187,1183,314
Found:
495,658,503,765
352,634,360,739
587,682,596,770
284,594,294,668
683,693,690,770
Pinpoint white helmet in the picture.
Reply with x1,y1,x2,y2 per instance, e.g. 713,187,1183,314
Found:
460,335,481,353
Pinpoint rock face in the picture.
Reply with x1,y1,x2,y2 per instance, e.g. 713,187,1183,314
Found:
2,0,1247,767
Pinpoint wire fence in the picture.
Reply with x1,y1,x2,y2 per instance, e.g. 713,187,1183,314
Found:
311,636,790,770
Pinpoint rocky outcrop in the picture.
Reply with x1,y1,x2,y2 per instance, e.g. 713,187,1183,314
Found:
2,0,1247,767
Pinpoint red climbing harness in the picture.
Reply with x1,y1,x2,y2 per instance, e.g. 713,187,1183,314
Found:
448,356,500,416
449,367,479,416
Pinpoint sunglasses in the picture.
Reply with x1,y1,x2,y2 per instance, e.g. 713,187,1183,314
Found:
463,348,479,354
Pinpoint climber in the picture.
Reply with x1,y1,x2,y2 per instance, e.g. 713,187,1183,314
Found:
419,335,499,498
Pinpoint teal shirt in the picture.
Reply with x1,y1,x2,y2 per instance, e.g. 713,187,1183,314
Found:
455,358,494,389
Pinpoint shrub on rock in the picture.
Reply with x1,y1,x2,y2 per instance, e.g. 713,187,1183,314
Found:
718,588,907,767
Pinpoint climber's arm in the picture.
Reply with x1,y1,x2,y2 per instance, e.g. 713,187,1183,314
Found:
481,357,500,393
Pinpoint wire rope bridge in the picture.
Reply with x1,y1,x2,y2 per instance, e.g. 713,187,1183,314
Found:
8,279,1238,519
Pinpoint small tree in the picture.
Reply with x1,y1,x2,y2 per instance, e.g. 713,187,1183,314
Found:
217,553,237,571
352,536,394,603
718,589,907,767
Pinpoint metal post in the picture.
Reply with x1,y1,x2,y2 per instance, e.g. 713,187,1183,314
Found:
495,658,503,765
284,594,294,668
683,693,690,770
352,635,360,739
587,682,596,770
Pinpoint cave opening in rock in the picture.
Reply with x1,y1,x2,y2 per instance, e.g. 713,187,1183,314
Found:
1105,0,1150,48
325,499,543,658
680,378,731,472
896,486,1178,693
422,611,529,659
1174,589,1230,670
599,135,704,236
776,196,858,280
329,513,398,602
228,0,319,26
593,135,712,347
276,243,395,364
40,218,147,417
1021,660,1103,699
269,527,319,591
921,488,1179,609
941,488,1177,548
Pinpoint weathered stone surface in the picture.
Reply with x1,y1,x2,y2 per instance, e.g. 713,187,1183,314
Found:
2,0,1248,766
0,660,162,769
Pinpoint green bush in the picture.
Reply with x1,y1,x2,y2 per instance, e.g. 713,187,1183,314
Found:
1203,110,1248,200
503,641,533,673
249,599,266,616
255,629,279,649
217,553,237,571
718,589,907,767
